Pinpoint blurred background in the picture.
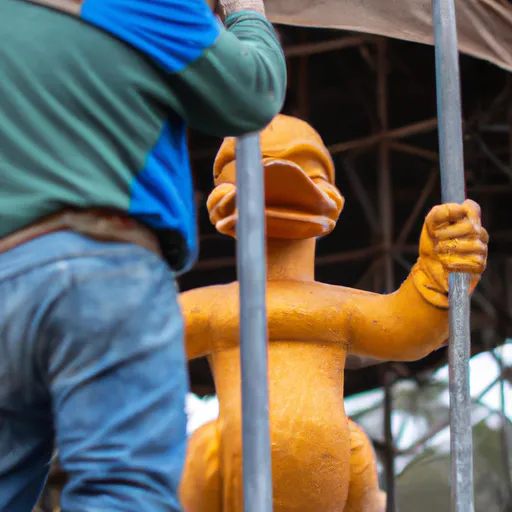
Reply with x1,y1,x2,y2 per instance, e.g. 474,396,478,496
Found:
37,15,512,512
183,24,512,510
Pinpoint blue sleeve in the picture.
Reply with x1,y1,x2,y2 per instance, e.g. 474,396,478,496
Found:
80,0,223,73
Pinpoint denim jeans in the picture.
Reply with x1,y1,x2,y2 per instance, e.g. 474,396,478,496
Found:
0,232,188,511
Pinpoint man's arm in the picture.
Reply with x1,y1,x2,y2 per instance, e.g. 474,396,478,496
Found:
166,10,286,137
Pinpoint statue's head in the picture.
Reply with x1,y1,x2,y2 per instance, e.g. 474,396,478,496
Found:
207,114,344,239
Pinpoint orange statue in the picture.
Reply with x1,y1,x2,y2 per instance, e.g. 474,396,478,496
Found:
179,115,488,512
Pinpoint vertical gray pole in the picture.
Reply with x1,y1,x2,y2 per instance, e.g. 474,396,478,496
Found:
235,133,273,512
431,1,474,511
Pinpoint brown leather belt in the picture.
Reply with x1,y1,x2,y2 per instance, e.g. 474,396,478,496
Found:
0,209,162,258
24,0,83,17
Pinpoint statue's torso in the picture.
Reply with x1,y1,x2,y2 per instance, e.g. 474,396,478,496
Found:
205,280,352,352
208,280,352,511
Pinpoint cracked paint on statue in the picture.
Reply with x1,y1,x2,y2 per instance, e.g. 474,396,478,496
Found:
178,115,488,512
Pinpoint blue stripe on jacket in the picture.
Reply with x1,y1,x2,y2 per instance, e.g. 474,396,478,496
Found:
80,0,222,272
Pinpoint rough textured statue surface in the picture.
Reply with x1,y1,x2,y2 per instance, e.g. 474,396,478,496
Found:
178,115,488,512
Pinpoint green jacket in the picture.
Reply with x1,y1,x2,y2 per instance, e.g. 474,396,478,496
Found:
0,0,286,271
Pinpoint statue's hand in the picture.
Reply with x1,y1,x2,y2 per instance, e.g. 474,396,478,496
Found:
412,199,488,308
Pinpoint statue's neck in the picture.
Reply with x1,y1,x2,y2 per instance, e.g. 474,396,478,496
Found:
266,238,316,282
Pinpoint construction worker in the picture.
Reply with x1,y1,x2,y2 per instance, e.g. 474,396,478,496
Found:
0,0,286,510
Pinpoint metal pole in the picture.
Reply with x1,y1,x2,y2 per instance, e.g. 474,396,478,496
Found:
383,369,396,512
235,134,273,512
431,1,474,511
377,37,397,512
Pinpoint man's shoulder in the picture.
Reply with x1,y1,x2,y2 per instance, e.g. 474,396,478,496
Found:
79,0,223,73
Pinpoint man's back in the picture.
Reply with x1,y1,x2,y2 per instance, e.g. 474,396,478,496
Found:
0,0,286,271
0,0,174,240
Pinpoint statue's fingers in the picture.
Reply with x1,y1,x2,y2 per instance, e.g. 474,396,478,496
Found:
428,203,467,230
434,219,475,240
436,239,487,256
463,199,482,222
440,254,487,274
479,226,490,245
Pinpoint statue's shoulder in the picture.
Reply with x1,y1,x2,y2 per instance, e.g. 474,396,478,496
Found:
180,282,239,310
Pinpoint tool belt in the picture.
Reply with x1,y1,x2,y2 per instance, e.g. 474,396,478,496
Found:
0,209,162,258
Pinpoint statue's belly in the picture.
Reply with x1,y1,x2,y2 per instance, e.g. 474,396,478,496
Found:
269,414,350,511
215,342,350,512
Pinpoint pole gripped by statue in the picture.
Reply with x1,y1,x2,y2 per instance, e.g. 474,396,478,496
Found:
432,1,474,511
235,134,273,512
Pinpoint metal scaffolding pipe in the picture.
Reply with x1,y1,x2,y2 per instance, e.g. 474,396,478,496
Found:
432,1,474,511
376,37,397,512
235,134,273,512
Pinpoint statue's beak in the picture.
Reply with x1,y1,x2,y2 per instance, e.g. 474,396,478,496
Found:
208,159,343,238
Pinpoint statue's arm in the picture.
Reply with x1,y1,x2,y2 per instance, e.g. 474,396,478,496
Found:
347,276,449,361
179,288,216,360
348,200,488,361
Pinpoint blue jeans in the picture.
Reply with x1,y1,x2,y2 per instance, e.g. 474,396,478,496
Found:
0,232,188,511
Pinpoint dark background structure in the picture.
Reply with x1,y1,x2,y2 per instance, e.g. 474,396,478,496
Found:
184,25,512,399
